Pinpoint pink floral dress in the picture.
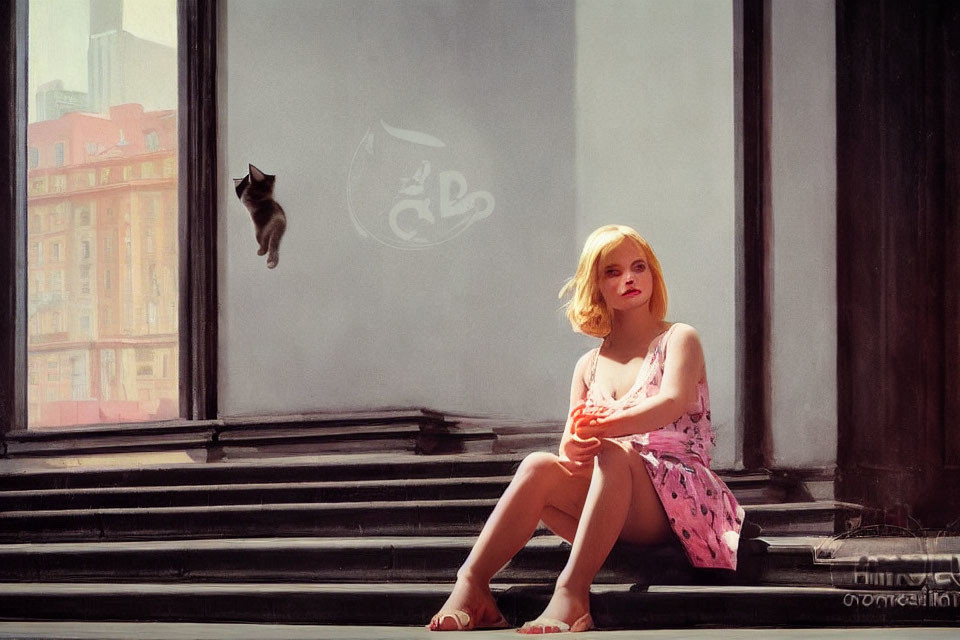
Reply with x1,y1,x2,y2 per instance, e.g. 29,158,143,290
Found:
584,324,746,570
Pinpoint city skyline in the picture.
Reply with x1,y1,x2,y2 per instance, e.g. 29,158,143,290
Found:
29,0,176,122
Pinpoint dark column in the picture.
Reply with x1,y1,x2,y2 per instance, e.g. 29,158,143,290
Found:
837,0,960,528
178,0,218,421
737,0,773,470
0,0,28,437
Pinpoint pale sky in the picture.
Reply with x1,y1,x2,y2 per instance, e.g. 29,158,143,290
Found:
28,0,177,122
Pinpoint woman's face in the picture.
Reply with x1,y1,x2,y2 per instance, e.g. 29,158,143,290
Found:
596,239,655,313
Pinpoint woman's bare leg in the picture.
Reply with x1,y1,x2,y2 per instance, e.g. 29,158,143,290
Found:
526,439,673,627
540,505,581,543
429,452,591,630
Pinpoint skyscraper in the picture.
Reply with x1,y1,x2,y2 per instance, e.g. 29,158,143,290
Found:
35,79,88,122
87,0,176,115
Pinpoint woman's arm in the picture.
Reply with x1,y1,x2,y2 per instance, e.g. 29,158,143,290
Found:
575,324,705,440
559,350,602,463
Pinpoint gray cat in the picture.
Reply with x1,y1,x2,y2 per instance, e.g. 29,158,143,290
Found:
233,164,287,269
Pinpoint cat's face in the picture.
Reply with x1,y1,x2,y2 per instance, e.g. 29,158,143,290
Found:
233,164,275,200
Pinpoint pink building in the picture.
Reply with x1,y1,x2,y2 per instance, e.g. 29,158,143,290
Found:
27,104,179,428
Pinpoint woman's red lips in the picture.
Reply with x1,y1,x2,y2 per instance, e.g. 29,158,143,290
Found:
623,289,641,296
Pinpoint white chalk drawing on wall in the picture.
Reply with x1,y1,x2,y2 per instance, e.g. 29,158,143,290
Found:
347,120,495,249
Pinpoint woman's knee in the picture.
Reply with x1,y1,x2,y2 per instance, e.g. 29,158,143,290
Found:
595,439,633,472
514,451,562,486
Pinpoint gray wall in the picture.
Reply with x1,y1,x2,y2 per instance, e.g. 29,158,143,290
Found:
220,0,578,420
575,0,737,468
219,0,739,469
768,0,837,468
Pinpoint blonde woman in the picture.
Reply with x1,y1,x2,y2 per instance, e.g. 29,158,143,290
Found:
427,224,745,633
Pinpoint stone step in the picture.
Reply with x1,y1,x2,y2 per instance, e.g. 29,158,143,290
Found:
8,534,938,589
0,622,956,640
0,477,517,511
1,411,447,460
0,499,859,542
742,534,960,589
0,472,780,511
0,581,954,627
0,535,719,585
0,453,529,491
0,450,778,493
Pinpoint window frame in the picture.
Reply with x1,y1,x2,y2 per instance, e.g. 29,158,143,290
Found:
0,0,218,438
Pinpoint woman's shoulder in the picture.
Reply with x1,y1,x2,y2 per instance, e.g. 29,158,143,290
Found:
665,322,699,339
661,322,704,356
574,347,592,367
574,346,597,374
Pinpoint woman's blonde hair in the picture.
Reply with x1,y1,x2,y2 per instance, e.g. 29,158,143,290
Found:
559,224,668,337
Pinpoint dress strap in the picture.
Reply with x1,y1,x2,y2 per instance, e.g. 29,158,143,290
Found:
656,323,679,360
589,342,603,387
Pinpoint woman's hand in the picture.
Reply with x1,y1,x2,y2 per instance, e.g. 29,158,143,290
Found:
570,403,616,440
561,403,604,464
574,409,630,440
559,433,601,468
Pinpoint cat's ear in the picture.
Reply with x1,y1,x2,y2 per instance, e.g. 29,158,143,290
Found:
248,164,267,182
233,175,249,199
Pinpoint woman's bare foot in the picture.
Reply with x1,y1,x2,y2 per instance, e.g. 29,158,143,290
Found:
518,585,590,633
427,575,507,631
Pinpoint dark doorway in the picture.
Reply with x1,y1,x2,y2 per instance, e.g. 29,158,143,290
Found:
837,0,960,528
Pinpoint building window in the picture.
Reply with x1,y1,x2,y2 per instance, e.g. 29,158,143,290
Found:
49,271,62,292
54,142,64,167
145,130,160,151
80,264,90,294
81,240,90,260
70,356,86,400
28,146,39,168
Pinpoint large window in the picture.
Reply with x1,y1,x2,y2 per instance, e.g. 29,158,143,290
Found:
27,0,179,428
2,0,218,437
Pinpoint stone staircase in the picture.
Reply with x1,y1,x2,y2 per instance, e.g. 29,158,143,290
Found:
0,411,956,629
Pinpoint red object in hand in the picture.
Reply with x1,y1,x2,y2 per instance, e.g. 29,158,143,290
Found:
569,402,612,437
